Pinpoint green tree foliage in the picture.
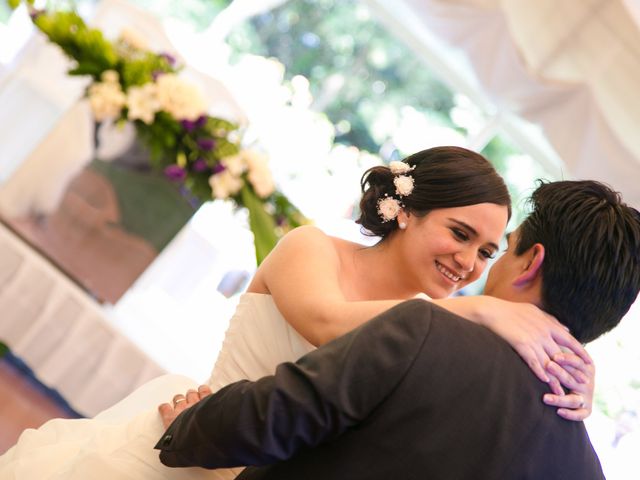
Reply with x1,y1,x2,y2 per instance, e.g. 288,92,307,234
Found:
226,0,459,159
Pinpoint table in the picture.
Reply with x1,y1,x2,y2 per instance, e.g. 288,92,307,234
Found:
0,221,166,417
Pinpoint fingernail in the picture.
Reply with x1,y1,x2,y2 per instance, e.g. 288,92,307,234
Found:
543,394,554,404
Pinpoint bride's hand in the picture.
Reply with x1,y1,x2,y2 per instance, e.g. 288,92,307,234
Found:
158,385,212,429
478,298,591,385
542,352,595,421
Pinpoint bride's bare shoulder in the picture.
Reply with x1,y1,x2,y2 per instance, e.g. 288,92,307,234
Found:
276,225,363,257
274,225,336,253
249,225,343,293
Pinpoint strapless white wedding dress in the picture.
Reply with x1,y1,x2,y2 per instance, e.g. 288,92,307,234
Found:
0,293,315,479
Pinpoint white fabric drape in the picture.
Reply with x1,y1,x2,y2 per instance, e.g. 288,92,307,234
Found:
365,0,640,209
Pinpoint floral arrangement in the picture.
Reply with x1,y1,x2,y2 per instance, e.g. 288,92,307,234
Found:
14,4,305,263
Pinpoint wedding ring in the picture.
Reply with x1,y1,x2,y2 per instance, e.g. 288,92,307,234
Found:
173,395,186,405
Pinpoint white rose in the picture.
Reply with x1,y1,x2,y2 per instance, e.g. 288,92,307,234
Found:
88,81,126,122
127,83,161,124
377,196,401,222
119,27,149,50
209,170,243,199
244,150,275,198
101,70,120,84
156,74,206,121
394,175,414,197
389,161,413,174
221,154,247,177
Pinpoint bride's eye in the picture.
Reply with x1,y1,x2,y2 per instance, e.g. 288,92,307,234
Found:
451,228,469,241
479,249,496,260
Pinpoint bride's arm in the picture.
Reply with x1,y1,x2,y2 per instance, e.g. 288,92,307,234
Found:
252,226,593,419
255,226,586,362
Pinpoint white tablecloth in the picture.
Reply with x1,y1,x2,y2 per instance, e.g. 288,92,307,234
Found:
0,222,166,417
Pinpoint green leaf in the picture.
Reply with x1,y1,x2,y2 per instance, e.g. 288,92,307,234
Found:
33,11,118,76
240,185,279,265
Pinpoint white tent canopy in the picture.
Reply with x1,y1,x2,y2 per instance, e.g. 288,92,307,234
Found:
2,0,639,208
365,0,640,209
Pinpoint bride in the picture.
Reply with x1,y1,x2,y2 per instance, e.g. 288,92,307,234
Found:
0,147,593,479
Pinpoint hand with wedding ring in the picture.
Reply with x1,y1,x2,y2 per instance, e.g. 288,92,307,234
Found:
542,351,595,421
158,385,213,429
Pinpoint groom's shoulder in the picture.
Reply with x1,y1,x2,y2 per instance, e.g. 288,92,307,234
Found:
362,299,512,356
398,300,518,355
388,299,490,333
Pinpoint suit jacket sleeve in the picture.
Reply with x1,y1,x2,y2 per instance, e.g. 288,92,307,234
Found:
155,299,434,469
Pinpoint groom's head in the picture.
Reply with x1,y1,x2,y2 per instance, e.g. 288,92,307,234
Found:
485,180,640,343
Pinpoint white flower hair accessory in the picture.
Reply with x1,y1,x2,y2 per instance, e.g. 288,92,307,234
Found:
394,175,414,197
389,161,414,175
377,195,403,223
376,160,415,223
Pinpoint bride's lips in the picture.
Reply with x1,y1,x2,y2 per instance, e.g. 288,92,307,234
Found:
435,261,465,284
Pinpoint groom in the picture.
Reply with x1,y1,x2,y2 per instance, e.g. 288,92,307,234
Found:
155,180,640,479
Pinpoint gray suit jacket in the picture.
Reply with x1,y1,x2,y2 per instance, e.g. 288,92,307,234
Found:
156,300,605,479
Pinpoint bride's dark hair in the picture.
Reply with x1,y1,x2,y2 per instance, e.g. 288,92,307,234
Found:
356,146,512,238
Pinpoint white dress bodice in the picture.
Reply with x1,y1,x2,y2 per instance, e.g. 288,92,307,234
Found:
208,293,316,391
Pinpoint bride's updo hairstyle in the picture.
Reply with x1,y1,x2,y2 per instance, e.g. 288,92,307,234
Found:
356,146,511,238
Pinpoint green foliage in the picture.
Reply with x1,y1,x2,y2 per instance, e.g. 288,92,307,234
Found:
272,191,306,230
137,111,181,165
226,0,457,159
119,51,174,88
0,341,8,358
7,0,30,10
34,11,118,79
241,185,279,264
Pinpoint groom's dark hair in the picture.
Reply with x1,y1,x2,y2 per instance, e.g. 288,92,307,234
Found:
516,180,640,343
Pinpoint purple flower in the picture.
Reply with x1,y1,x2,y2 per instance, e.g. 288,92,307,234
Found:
181,116,207,133
181,119,197,132
195,115,207,128
193,159,209,172
212,163,226,175
29,7,45,20
160,52,177,67
164,164,187,181
152,70,166,81
197,138,216,151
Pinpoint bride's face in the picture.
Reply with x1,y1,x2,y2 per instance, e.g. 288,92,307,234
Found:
398,203,508,299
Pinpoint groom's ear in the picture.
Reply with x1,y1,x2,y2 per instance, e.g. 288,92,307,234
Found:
513,243,545,287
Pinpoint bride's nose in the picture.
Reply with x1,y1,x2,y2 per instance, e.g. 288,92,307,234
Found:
453,250,475,273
